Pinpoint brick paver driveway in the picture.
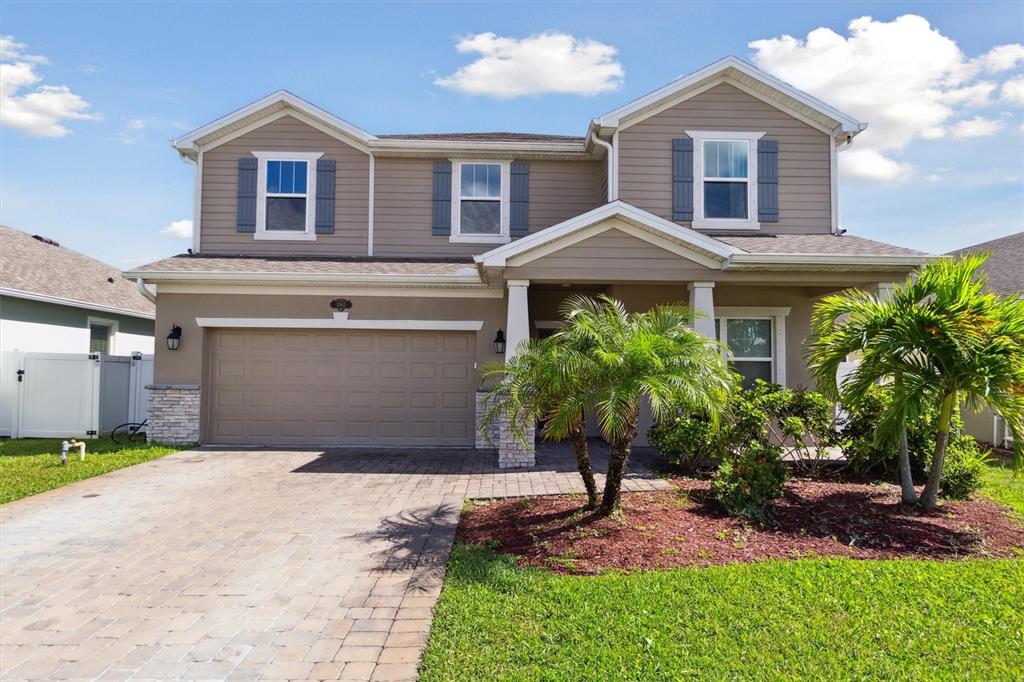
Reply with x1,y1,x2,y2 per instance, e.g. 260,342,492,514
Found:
1,446,667,681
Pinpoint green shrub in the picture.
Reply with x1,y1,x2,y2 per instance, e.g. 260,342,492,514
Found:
711,441,788,520
839,385,987,499
939,437,991,500
646,414,720,474
648,380,838,479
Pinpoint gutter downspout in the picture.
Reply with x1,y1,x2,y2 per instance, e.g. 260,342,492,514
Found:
830,128,855,236
136,278,157,304
589,132,615,202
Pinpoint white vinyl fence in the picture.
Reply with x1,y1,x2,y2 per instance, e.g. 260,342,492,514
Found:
0,352,153,439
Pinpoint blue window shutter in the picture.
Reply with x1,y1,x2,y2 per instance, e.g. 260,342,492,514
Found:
758,139,779,223
510,162,529,238
315,159,336,234
671,138,693,221
236,157,257,233
432,161,452,236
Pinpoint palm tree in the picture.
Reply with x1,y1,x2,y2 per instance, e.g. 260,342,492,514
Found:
555,295,734,514
479,336,600,509
808,254,1024,510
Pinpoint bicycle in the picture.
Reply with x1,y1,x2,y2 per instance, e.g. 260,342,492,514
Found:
111,419,148,445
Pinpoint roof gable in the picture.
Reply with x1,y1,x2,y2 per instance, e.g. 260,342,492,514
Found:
476,201,738,269
172,90,376,157
594,56,865,137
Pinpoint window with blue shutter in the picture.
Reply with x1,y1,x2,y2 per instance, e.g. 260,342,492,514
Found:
510,162,529,238
757,139,779,223
432,161,452,236
672,138,693,221
236,157,257,233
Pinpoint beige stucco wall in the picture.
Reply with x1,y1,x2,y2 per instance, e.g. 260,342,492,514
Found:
153,293,507,386
201,115,370,256
618,83,832,234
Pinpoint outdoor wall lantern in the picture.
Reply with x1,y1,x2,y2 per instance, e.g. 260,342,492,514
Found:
166,325,182,351
493,329,506,354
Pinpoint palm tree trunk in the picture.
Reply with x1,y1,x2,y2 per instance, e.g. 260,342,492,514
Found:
599,416,639,515
570,424,599,509
896,427,916,506
919,391,957,510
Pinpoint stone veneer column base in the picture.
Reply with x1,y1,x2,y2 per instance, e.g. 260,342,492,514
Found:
475,390,501,450
146,384,200,445
498,414,536,468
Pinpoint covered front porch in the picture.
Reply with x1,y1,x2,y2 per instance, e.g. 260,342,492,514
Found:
476,202,922,467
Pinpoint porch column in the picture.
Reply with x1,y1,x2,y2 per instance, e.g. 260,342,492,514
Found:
877,282,895,300
499,279,535,468
505,280,531,359
688,281,716,338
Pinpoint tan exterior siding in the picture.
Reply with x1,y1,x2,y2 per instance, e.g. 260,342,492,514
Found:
372,158,604,258
527,160,605,231
153,293,506,386
512,227,718,282
618,83,832,234
200,115,369,255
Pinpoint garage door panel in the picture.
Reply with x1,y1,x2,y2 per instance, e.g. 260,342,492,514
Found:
207,329,476,446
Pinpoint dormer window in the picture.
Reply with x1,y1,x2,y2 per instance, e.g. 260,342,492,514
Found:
686,130,763,230
253,151,323,240
450,160,510,244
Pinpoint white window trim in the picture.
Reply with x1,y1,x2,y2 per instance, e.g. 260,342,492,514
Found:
87,316,118,355
714,306,789,386
252,151,323,241
450,159,511,244
686,130,764,231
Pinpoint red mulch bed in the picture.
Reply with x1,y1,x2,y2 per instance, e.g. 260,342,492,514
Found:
457,479,1024,574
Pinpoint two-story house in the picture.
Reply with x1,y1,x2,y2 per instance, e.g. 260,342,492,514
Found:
128,56,928,466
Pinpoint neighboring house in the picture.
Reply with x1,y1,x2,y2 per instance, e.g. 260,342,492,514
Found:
1,226,155,354
128,56,927,464
950,232,1023,449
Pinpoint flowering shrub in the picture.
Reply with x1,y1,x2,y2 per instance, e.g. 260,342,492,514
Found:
711,441,787,521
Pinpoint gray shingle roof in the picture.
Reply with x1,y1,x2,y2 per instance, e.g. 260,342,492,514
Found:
718,233,927,257
376,132,585,143
949,232,1024,296
1,226,155,316
127,254,477,276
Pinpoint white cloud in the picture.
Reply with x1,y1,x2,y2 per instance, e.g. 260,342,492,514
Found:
1002,76,1024,105
436,31,624,97
0,35,101,137
160,219,193,240
749,15,1023,182
950,116,1004,139
0,36,47,63
971,44,1024,73
840,148,913,182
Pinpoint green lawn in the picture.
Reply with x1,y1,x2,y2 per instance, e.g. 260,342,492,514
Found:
0,437,185,504
982,462,1024,519
421,544,1023,681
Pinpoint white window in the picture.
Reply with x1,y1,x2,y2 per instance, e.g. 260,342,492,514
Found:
686,130,763,231
88,317,117,354
714,307,789,388
451,160,510,244
253,151,323,240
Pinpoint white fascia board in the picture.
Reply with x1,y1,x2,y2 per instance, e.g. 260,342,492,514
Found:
171,90,377,153
196,317,484,331
475,200,738,267
0,287,155,320
727,253,928,270
595,56,865,135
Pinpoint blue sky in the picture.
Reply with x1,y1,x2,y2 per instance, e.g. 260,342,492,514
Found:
1,1,1022,269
